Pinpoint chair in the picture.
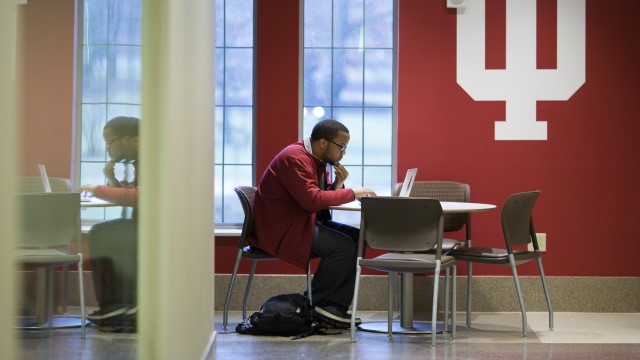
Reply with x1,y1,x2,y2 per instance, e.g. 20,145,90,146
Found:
350,197,456,347
451,191,553,337
393,180,470,329
394,181,471,253
17,176,71,193
16,192,86,339
222,186,313,333
17,176,74,315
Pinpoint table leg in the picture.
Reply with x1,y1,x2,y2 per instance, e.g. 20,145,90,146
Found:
357,273,445,334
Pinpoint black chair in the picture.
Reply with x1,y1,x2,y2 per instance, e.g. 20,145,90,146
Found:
350,196,456,347
222,186,313,333
452,191,553,337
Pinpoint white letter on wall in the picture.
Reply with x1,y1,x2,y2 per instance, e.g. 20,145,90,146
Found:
457,0,585,140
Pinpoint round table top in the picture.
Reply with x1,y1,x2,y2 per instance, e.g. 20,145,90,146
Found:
80,197,117,207
330,200,496,213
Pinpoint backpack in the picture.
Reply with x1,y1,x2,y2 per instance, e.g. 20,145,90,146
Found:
235,293,328,340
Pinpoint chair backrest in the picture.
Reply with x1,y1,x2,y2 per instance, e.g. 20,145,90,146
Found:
360,197,444,254
17,176,71,193
18,192,81,249
501,191,540,250
394,180,470,238
234,186,257,247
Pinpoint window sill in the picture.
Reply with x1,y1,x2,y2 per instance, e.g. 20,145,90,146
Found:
81,222,242,237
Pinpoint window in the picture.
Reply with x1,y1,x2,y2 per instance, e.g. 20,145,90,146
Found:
214,0,254,224
78,0,254,224
303,0,396,223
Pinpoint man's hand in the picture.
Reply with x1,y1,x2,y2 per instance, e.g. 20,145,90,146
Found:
352,187,376,200
333,162,349,182
77,184,97,194
103,160,122,187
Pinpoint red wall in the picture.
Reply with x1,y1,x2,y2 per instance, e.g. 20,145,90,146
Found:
20,1,639,277
17,0,75,179
396,0,640,276
216,0,640,277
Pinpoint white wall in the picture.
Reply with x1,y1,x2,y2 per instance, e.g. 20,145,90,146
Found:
0,1,18,359
138,0,216,359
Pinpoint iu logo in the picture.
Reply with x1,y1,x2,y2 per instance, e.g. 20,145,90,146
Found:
457,0,586,140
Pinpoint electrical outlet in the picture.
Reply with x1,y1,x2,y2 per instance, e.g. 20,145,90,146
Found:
528,233,546,252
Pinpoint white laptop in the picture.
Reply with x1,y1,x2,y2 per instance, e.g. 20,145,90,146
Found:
37,164,52,193
397,168,418,197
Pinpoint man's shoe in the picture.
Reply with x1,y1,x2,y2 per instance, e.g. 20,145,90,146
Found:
314,301,362,329
87,305,129,326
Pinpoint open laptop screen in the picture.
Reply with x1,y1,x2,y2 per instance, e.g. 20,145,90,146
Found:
398,168,418,197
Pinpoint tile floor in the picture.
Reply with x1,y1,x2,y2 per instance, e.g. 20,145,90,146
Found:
17,310,640,359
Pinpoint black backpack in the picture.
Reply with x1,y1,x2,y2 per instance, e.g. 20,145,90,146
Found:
236,293,328,340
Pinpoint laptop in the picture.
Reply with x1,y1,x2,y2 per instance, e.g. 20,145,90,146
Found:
397,168,418,197
37,164,52,193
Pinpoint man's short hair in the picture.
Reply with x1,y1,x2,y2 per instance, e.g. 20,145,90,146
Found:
104,116,139,138
310,119,349,141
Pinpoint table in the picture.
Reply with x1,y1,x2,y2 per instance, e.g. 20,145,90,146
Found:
330,199,496,334
81,197,117,207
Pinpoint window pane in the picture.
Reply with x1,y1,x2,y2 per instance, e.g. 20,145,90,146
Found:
84,0,108,45
81,104,107,161
364,49,393,107
363,108,392,165
304,0,332,47
333,0,364,48
82,46,108,103
214,165,223,223
224,49,253,106
215,106,224,164
364,0,393,48
109,0,142,45
363,166,392,194
333,107,363,165
333,49,363,106
304,49,332,106
107,46,141,104
107,104,141,119
222,165,252,223
225,0,253,47
215,48,225,105
215,0,225,46
223,107,252,164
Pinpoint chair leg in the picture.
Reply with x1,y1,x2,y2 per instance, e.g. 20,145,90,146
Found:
508,254,527,338
306,263,313,304
78,256,86,340
466,262,473,327
223,248,243,333
537,257,554,330
431,265,441,348
443,267,450,332
388,272,394,338
350,261,363,343
451,265,457,340
243,260,258,320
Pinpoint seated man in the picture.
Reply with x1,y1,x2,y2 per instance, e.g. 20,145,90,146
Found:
252,119,376,328
78,116,139,332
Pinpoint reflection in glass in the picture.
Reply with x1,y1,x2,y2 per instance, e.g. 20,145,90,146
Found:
107,46,141,104
80,0,255,224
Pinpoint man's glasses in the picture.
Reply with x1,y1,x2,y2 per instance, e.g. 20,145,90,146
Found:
105,137,121,147
326,138,347,152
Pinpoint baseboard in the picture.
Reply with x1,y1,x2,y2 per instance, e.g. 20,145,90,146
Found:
215,274,640,313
